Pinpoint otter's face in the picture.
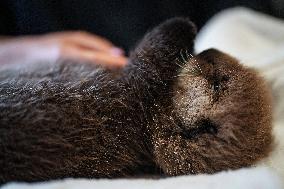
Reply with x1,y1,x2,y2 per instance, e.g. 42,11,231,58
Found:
174,49,247,128
170,48,272,174
130,17,272,175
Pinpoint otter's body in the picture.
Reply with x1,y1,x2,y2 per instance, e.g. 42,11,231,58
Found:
0,18,272,183
0,61,162,182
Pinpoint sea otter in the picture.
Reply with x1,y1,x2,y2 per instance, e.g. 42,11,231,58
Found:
0,18,272,183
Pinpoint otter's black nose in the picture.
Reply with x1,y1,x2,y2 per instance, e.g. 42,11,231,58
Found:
180,119,218,140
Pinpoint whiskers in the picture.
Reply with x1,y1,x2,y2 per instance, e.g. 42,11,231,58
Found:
175,49,202,77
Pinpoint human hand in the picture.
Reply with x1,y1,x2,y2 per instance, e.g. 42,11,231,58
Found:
0,31,128,67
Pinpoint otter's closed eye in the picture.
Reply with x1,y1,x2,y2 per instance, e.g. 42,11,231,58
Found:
212,75,230,97
213,79,220,92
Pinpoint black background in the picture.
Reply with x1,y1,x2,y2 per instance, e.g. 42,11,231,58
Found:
0,0,283,51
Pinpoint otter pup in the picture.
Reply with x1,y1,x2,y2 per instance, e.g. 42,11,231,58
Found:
0,18,272,183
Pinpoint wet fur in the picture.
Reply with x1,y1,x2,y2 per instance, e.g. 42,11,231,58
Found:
0,18,272,183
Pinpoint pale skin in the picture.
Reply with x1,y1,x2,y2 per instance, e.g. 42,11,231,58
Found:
0,31,128,67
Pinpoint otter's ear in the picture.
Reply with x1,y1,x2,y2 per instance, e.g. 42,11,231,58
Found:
131,18,197,68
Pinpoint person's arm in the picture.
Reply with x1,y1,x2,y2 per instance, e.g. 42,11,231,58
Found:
0,31,128,67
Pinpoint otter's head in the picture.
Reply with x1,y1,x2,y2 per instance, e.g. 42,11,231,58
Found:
172,48,272,174
131,18,272,175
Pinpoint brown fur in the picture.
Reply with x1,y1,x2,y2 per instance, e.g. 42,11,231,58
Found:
153,49,272,175
0,18,272,183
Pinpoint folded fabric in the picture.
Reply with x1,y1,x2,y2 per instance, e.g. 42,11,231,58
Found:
1,167,281,189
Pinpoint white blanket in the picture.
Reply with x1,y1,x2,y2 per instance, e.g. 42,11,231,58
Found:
2,7,284,189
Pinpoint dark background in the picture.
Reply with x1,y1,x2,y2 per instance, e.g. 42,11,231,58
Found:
1,0,284,51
